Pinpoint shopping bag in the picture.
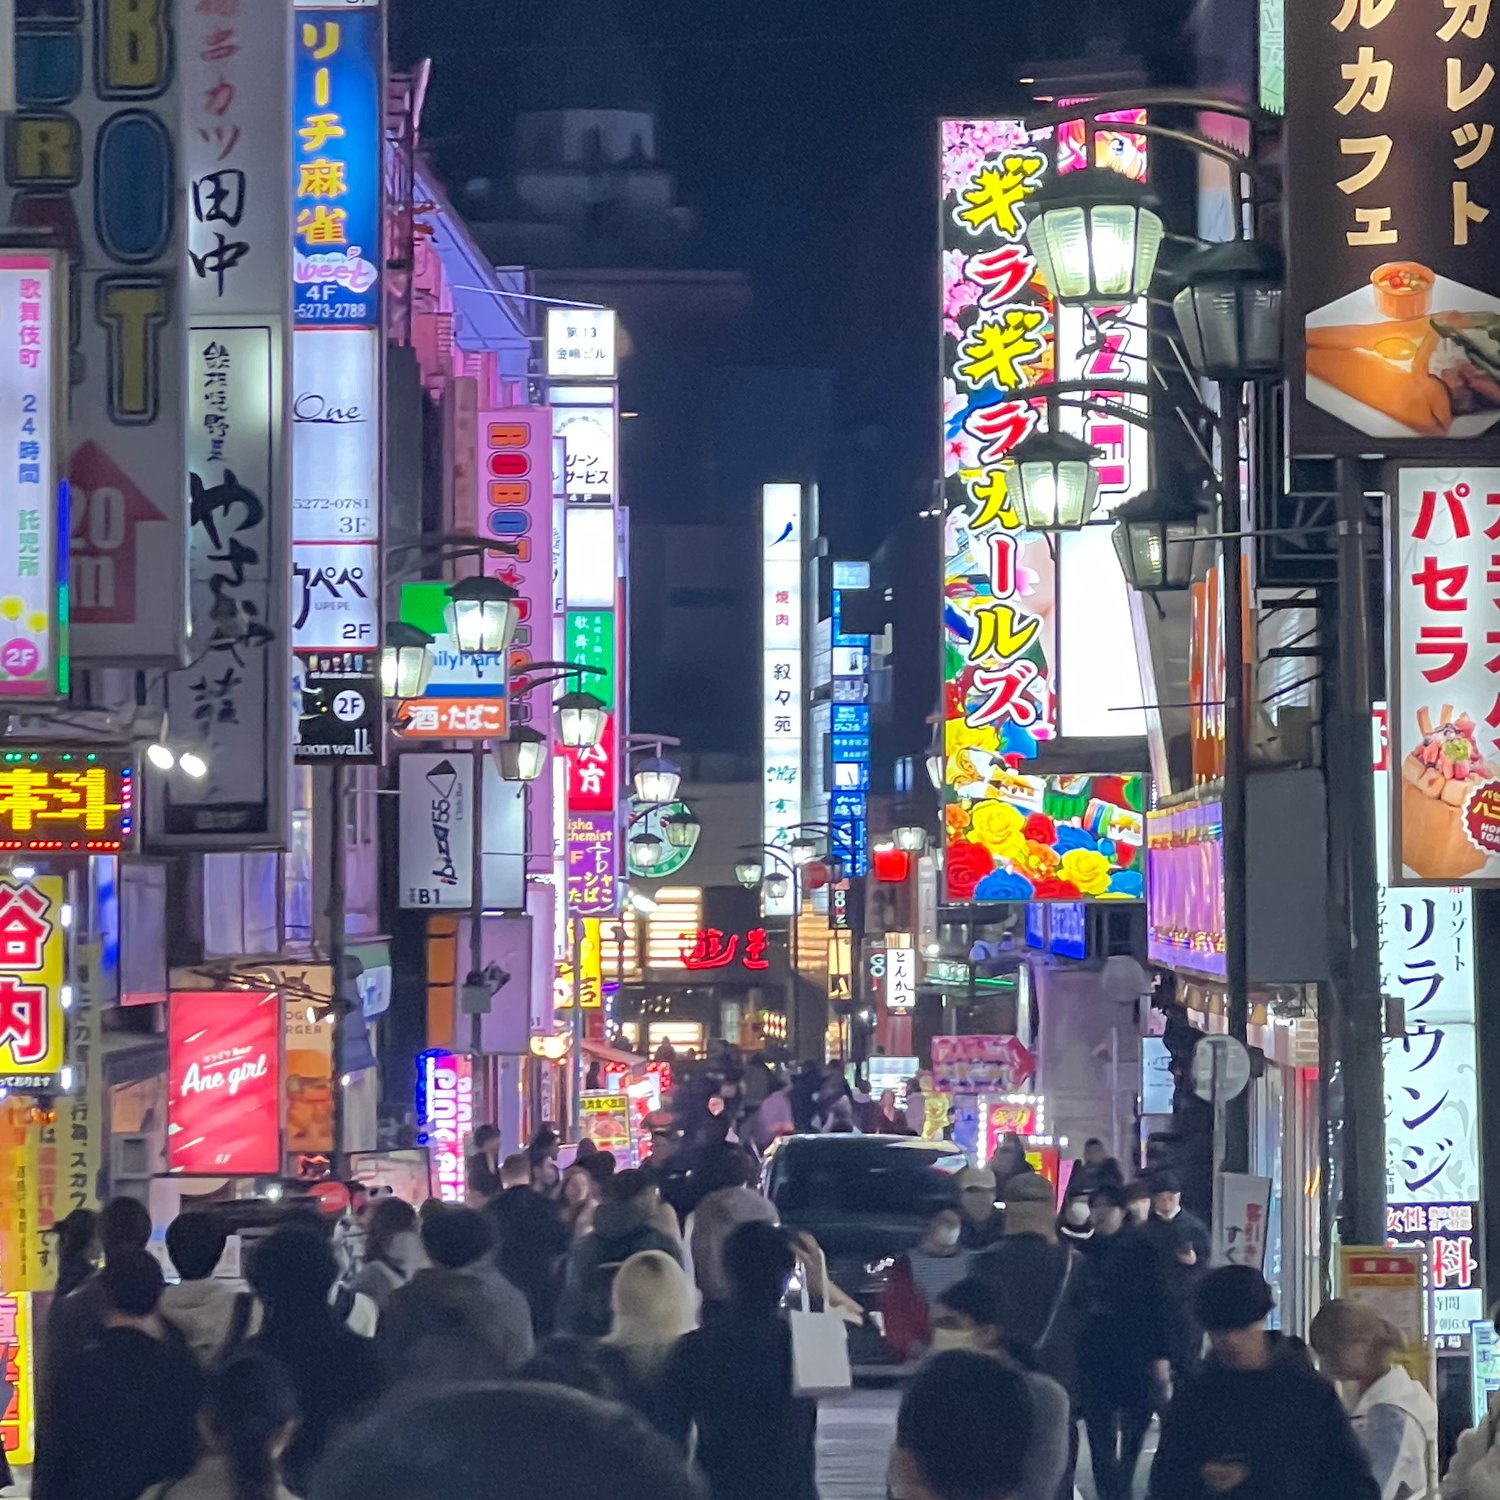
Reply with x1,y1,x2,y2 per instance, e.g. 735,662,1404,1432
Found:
789,1280,852,1398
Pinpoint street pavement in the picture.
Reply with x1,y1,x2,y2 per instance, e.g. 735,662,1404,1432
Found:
815,1386,1160,1500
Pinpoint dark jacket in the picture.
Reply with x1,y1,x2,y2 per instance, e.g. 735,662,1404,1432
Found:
466,1152,503,1200
486,1185,569,1336
972,1235,1088,1397
557,1199,682,1336
377,1262,535,1384
1143,1209,1211,1370
243,1312,386,1494
659,1308,818,1500
1078,1226,1170,1400
34,1325,202,1500
1150,1334,1379,1500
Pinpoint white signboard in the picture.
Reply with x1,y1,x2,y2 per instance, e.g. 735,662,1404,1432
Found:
762,484,803,917
292,329,380,541
1390,468,1500,883
293,540,379,650
1212,1172,1273,1269
565,506,617,608
399,753,474,910
546,307,618,379
552,402,616,501
1374,706,1481,1205
157,326,286,846
0,252,62,699
887,947,917,1014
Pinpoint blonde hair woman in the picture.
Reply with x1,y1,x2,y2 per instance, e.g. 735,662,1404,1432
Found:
600,1250,696,1437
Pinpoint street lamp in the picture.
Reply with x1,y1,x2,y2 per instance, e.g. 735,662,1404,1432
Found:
1023,167,1165,305
444,576,519,656
629,832,665,870
663,810,700,849
1005,429,1103,532
1111,488,1208,595
788,834,820,867
764,872,791,902
633,755,681,804
735,860,764,889
893,824,928,853
1170,239,1284,383
556,690,607,749
492,726,548,783
381,622,434,700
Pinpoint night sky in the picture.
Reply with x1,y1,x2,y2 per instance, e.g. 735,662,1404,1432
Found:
391,0,1185,543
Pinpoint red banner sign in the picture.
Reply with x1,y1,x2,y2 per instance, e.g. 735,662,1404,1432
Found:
167,992,281,1176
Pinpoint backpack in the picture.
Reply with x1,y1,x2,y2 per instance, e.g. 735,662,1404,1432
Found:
578,1257,627,1337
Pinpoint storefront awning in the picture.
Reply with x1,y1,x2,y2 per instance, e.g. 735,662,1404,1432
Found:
581,1037,644,1070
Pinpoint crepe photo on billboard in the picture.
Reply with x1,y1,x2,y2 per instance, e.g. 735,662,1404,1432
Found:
1305,266,1500,441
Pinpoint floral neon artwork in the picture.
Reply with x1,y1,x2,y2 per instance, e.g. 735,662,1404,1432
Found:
944,772,1145,904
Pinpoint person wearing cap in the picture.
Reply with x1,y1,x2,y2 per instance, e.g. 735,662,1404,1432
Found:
1150,1266,1379,1500
1143,1169,1211,1381
1124,1179,1153,1227
956,1166,1006,1250
1078,1185,1171,1500
1310,1299,1437,1500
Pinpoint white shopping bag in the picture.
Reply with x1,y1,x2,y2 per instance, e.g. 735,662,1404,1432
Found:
789,1279,852,1398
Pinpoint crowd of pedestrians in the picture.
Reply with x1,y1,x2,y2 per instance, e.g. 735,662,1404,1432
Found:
15,1104,1483,1500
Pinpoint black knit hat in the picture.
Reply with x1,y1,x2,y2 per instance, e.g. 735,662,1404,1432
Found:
1196,1264,1275,1332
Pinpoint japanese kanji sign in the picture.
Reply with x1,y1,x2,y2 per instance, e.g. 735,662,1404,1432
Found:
0,877,66,1090
293,7,382,326
762,484,803,917
1288,0,1500,452
1389,467,1500,881
563,610,618,917
554,919,603,1008
1374,702,1481,1205
158,327,288,847
0,751,132,854
8,0,187,660
291,8,382,761
0,252,64,701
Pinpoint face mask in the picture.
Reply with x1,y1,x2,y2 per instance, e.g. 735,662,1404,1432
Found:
930,1225,962,1249
930,1327,977,1353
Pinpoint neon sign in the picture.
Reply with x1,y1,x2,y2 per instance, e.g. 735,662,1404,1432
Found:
0,752,133,853
679,928,771,972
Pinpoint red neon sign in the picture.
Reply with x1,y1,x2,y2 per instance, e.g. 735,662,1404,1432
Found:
680,927,771,971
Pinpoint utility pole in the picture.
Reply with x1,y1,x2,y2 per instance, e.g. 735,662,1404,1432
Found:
327,762,347,1173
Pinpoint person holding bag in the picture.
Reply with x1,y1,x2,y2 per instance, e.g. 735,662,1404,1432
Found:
658,1221,823,1500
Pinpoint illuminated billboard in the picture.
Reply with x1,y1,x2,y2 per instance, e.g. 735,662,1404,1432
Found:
940,116,1152,902
167,991,282,1176
944,772,1144,904
762,485,803,917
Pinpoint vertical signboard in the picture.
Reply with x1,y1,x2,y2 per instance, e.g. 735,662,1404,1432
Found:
417,1049,473,1203
940,116,1151,838
563,608,619,916
480,408,554,877
0,253,63,700
1374,704,1481,1210
8,2,185,661
398,753,475,909
166,991,282,1176
1286,2,1500,453
941,120,1060,771
762,484,803,916
829,570,870,876
291,5,383,762
0,878,67,1092
1390,467,1500,881
156,0,292,846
